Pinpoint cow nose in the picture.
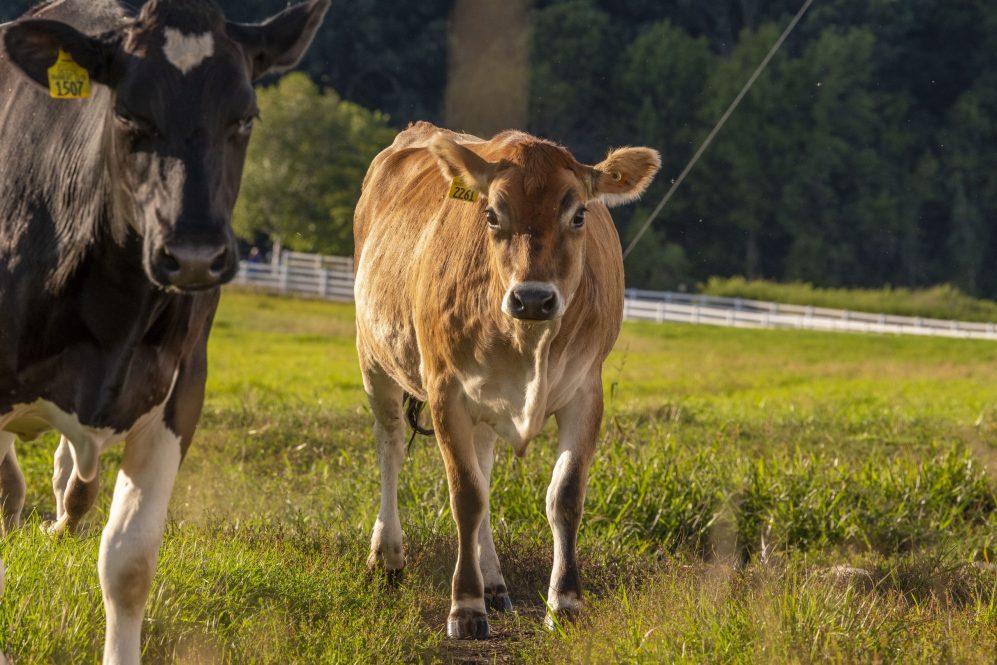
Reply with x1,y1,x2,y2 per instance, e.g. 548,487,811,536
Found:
154,242,233,290
507,282,561,321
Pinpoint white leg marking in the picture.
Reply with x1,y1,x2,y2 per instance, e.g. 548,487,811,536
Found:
473,425,505,591
53,436,74,520
99,413,181,665
545,375,601,623
162,28,214,75
365,372,406,572
545,450,583,614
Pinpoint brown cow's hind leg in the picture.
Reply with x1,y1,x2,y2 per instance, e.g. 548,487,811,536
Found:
364,366,407,578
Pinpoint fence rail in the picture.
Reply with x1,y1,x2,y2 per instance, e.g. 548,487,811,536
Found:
233,251,997,341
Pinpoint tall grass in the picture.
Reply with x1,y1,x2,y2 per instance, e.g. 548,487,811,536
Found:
1,291,996,663
700,277,997,322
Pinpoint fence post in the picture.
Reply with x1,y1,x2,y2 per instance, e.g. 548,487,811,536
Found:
280,263,289,293
320,269,328,298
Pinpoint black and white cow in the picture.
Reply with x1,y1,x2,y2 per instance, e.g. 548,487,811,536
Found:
0,0,330,662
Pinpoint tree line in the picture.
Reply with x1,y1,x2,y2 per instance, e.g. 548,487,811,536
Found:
4,0,995,295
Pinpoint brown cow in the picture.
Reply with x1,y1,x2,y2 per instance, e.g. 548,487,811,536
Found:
353,121,659,639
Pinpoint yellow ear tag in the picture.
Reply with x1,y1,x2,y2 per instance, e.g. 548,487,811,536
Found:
448,176,479,203
47,49,91,99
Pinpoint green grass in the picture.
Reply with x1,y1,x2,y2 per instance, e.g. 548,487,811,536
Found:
700,276,997,322
2,290,997,663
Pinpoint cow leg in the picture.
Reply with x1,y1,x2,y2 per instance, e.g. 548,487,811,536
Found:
45,436,100,536
52,436,74,520
100,347,205,665
364,367,407,577
0,433,24,534
473,424,512,612
544,371,602,629
99,412,180,665
433,392,489,639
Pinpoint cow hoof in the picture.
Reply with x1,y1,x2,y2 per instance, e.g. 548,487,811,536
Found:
41,515,71,537
366,563,405,588
385,567,404,587
447,608,489,640
544,606,581,631
485,586,513,613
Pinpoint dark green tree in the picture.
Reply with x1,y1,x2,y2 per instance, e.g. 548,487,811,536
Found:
233,73,395,256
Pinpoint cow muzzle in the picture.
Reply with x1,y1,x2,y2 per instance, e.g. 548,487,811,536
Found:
151,237,237,291
503,281,563,321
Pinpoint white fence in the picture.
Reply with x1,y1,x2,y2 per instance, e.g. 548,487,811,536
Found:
233,251,997,341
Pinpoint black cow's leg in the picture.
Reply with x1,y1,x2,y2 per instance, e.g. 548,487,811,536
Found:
433,388,489,640
98,344,206,665
0,433,24,534
545,370,602,629
44,436,99,536
363,364,407,578
63,470,100,533
473,424,512,612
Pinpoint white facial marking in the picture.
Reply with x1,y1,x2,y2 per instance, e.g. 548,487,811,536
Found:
163,28,214,75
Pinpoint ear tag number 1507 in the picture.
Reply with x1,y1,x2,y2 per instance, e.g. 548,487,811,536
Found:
448,177,478,203
48,49,90,99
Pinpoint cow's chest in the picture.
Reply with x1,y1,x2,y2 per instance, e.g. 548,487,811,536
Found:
457,331,595,451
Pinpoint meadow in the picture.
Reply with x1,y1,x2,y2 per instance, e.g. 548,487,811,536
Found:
1,290,996,663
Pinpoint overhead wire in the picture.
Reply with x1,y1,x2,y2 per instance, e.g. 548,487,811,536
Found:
622,0,818,260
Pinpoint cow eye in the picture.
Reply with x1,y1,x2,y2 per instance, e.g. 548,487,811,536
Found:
114,111,158,138
236,115,255,135
234,111,259,137
484,208,499,229
572,207,587,228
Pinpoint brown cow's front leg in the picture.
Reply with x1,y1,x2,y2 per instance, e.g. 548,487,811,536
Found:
433,389,490,639
545,370,602,628
0,433,24,534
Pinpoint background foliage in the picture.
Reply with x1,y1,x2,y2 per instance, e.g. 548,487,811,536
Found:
4,0,995,294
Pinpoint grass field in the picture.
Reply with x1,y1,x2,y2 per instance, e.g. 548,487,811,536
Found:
2,290,997,663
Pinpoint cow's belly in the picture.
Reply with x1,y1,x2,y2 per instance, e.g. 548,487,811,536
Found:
0,400,122,481
0,364,180,482
355,280,426,399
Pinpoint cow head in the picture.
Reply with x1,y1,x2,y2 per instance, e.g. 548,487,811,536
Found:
3,0,330,291
430,134,660,322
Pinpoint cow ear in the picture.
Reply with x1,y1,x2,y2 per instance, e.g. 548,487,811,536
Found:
2,19,121,90
428,134,497,193
226,0,331,81
588,147,661,207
